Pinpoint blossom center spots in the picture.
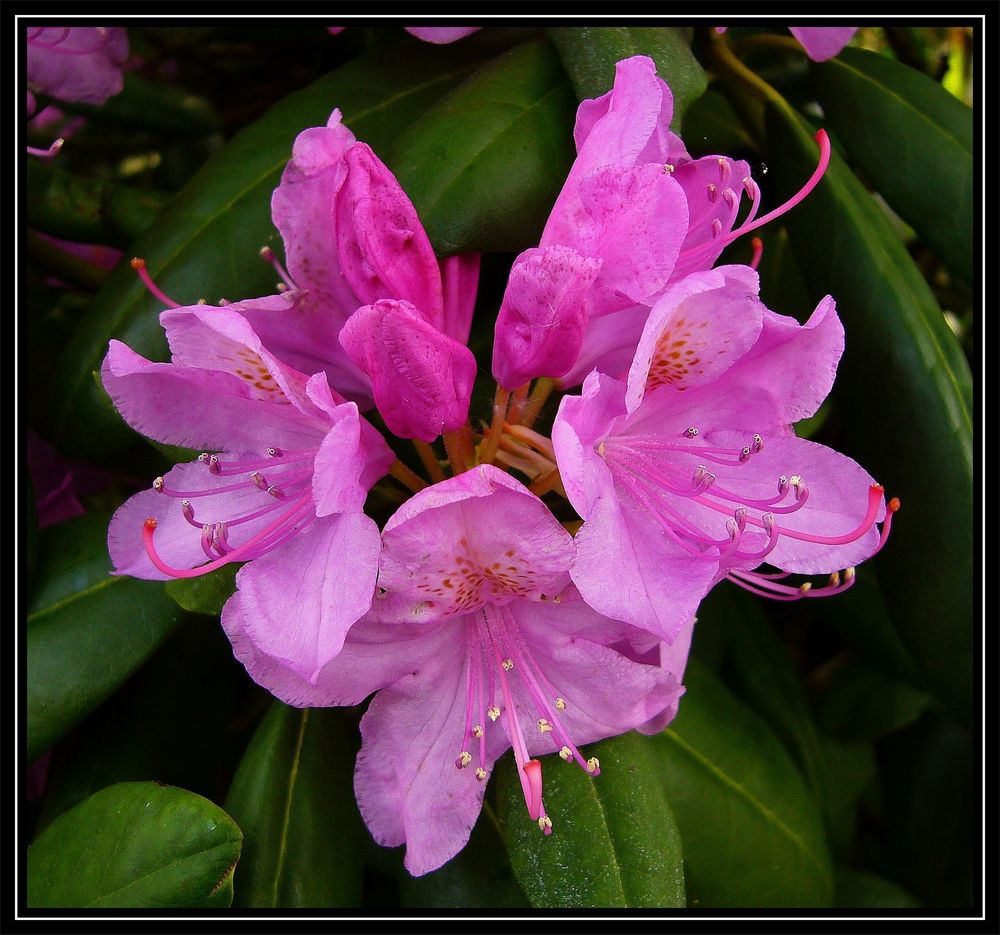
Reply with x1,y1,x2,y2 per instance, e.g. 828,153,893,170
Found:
415,542,546,615
646,316,711,391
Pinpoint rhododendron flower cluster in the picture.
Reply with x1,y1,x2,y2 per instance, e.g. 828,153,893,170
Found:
104,54,897,875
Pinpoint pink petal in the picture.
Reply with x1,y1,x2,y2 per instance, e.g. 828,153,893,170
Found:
403,26,481,44
339,299,476,443
160,299,329,423
551,370,628,518
510,597,688,750
570,482,717,644
305,373,394,496
438,253,481,345
789,27,858,62
354,625,500,876
101,340,325,453
270,110,365,343
721,295,845,424
626,266,764,413
223,606,449,708
575,163,689,314
669,155,756,279
492,245,600,390
227,513,382,682
336,143,443,326
27,26,128,106
107,455,308,580
545,56,664,246
376,465,574,623
559,303,648,388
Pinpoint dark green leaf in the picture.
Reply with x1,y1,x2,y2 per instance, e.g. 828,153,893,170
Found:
817,662,934,739
765,104,972,724
816,735,877,860
497,731,685,908
36,619,251,833
28,781,242,908
681,88,758,158
166,564,239,617
389,39,577,254
224,703,364,908
26,159,168,247
64,73,220,137
28,512,182,759
834,867,922,908
715,587,829,815
653,662,833,907
548,26,707,126
879,710,975,906
47,39,497,459
399,805,528,909
811,48,973,282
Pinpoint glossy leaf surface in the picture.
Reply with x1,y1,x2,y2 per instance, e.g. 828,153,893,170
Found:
28,782,242,908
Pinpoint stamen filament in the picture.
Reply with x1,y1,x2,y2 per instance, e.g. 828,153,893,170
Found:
131,257,182,309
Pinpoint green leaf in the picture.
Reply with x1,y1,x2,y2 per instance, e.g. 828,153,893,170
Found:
399,805,528,908
765,104,973,724
28,781,242,908
653,661,833,907
28,512,182,759
680,87,758,158
26,159,169,247
389,38,577,254
224,703,364,908
63,73,220,137
497,731,685,908
166,564,239,617
811,48,973,282
817,662,934,740
548,26,707,126
47,39,498,459
834,867,921,909
35,619,251,833
714,588,829,816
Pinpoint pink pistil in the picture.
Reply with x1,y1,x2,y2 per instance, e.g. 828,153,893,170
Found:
131,257,182,308
259,246,297,291
27,138,64,159
750,236,764,270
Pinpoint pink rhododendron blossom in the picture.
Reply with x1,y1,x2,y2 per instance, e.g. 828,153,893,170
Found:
552,265,898,643
715,26,858,61
224,464,689,875
493,55,818,391
27,26,129,105
101,298,395,681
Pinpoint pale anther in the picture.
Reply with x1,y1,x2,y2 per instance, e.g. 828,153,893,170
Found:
559,746,572,760
537,719,553,733
152,476,165,492
475,767,488,782
473,725,484,738
538,816,553,832
455,751,472,769
487,705,501,722
502,658,514,672
799,582,813,594
586,757,600,773
685,426,699,438
752,433,764,452
555,697,566,710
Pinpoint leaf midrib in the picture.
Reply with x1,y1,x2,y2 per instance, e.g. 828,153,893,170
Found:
662,727,829,878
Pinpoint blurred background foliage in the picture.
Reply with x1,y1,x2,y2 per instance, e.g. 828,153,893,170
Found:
22,22,979,912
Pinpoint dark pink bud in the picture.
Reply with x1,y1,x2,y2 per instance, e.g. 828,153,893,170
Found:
492,246,601,391
335,143,444,327
339,299,476,442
